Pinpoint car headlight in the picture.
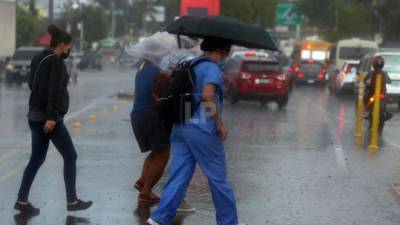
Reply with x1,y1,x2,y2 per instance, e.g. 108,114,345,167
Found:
5,64,14,71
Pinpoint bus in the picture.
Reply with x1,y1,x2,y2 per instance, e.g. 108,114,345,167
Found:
180,0,220,16
291,40,332,66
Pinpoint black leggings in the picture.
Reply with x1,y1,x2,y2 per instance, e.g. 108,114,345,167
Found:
17,120,78,203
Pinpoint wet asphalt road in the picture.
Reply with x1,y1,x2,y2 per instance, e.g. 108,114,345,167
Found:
2,67,400,225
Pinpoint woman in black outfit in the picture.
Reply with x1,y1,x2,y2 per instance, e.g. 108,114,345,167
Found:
14,25,92,214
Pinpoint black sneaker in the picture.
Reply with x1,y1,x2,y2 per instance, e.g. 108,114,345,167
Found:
14,202,40,214
67,199,93,211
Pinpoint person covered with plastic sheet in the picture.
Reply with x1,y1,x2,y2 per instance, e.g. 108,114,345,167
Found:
126,32,199,212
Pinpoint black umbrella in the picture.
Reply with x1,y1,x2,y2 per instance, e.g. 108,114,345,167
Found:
165,15,278,51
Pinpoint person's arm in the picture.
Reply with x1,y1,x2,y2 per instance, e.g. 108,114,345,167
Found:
44,59,62,134
385,71,392,84
202,84,227,140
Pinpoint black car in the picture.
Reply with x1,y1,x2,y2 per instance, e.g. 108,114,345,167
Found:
4,47,44,84
290,60,328,85
78,51,103,71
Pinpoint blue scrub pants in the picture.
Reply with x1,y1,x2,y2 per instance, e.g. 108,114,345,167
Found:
150,125,238,225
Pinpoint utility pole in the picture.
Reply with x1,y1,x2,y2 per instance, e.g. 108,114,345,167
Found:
48,0,54,23
110,0,116,38
334,0,338,31
75,0,84,51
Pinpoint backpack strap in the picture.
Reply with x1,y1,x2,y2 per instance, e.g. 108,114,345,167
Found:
31,53,56,92
190,57,212,69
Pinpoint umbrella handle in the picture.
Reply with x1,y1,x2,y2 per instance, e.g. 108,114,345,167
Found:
177,34,182,49
176,26,185,49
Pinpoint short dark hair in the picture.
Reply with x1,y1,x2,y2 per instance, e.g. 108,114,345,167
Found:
47,24,72,48
200,37,232,52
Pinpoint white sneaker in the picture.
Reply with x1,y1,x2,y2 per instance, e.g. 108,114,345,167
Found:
176,200,196,213
146,218,161,225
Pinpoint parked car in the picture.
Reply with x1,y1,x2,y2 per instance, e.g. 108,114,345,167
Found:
223,55,290,108
229,50,270,59
329,60,359,95
356,51,400,109
118,51,137,68
290,60,328,85
78,51,103,71
100,47,118,66
4,47,44,85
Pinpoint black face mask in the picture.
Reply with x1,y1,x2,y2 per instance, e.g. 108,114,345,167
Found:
60,50,71,59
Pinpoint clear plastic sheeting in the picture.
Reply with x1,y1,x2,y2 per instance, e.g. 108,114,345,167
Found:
125,32,178,66
159,46,202,74
126,32,201,69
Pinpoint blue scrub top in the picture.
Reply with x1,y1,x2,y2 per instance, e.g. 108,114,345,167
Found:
131,62,161,118
185,56,224,133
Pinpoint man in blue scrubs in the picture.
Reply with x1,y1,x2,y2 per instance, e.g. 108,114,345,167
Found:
147,37,245,225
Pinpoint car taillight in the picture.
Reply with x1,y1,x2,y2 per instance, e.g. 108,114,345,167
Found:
276,74,287,81
240,72,252,79
245,52,256,57
288,67,294,73
298,73,304,78
318,74,325,80
295,66,300,72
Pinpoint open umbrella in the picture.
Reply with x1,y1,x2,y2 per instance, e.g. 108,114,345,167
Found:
165,15,278,51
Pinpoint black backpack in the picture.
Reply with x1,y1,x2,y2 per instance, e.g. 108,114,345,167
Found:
155,58,211,124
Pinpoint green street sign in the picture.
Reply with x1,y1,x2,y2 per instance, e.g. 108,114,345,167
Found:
106,9,124,16
275,3,303,25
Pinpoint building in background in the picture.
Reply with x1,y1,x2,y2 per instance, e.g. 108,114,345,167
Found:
180,0,220,16
0,0,16,61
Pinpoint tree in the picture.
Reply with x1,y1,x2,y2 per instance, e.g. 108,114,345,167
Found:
57,4,109,46
221,0,279,27
377,0,400,42
79,5,109,43
16,5,41,47
301,0,376,41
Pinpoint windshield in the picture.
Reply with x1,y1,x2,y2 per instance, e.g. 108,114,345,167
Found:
242,62,282,73
339,47,376,60
382,55,400,73
12,50,41,61
300,62,324,73
343,63,359,74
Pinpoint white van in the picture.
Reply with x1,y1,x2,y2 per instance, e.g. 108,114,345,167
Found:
328,38,378,75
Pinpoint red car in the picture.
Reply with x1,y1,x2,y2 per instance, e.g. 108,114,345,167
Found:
223,54,290,108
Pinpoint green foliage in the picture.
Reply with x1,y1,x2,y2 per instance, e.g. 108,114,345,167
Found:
221,0,279,27
301,0,377,41
16,5,41,47
79,5,109,43
57,4,109,46
377,0,400,41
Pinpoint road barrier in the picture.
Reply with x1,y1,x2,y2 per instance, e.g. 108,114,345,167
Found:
368,73,382,150
355,73,365,138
